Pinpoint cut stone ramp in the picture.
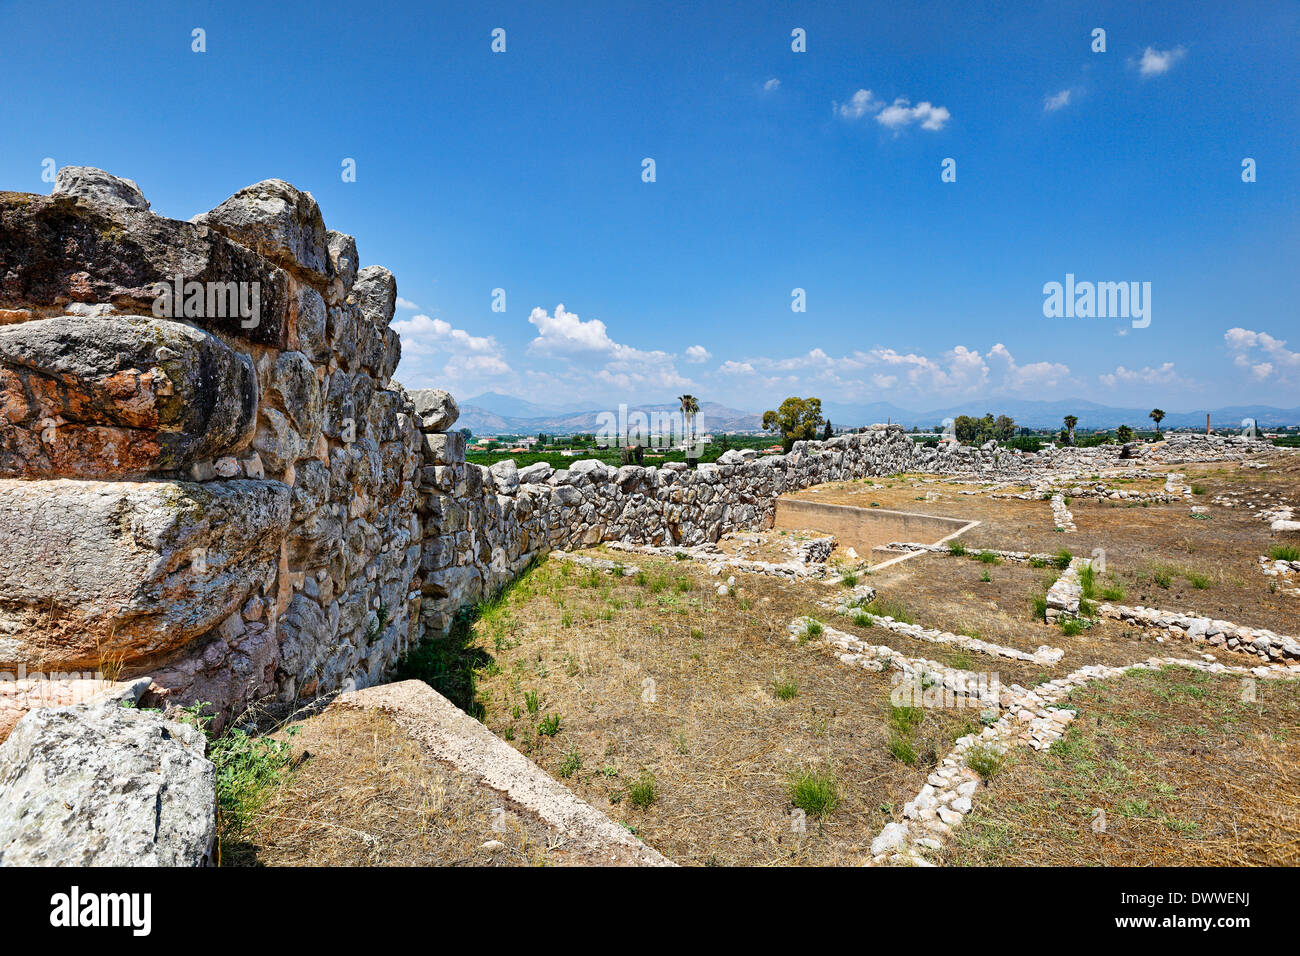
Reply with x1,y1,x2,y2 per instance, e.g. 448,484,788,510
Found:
334,680,673,866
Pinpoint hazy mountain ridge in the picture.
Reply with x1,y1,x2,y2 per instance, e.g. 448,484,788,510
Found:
456,393,1300,435
457,397,764,436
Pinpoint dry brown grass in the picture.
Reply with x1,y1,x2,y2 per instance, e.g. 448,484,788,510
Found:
792,465,1299,634
233,708,581,866
863,552,1271,671
236,453,1300,867
943,665,1300,866
466,555,985,865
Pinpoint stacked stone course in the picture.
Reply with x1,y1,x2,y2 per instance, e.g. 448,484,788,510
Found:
1,169,420,729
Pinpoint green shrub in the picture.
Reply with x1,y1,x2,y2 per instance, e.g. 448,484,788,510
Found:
1078,563,1097,598
1269,544,1300,562
628,771,657,808
178,704,297,853
537,713,561,737
888,704,924,735
557,750,581,778
863,597,912,624
965,742,1004,778
888,736,918,765
789,769,840,816
773,676,799,700
1031,593,1048,619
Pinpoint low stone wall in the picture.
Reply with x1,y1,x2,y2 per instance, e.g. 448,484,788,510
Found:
912,432,1273,480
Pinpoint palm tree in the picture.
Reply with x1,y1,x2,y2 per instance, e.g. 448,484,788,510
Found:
677,394,700,459
1063,415,1078,446
1149,408,1165,435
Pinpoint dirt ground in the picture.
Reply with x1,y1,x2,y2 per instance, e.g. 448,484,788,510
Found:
787,456,1300,633
943,665,1300,866
239,450,1299,867
463,556,987,866
233,708,600,866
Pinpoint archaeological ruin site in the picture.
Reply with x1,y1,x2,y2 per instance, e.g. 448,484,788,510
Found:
0,169,1296,871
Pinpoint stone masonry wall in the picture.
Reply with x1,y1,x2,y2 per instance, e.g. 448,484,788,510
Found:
411,411,916,637
0,168,1277,732
0,169,420,731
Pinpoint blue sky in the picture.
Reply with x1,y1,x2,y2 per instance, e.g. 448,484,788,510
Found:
2,0,1297,414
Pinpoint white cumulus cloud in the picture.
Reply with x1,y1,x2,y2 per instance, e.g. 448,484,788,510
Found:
1098,362,1179,388
1138,45,1186,77
1043,88,1072,111
1225,327,1300,382
835,89,950,131
875,98,951,131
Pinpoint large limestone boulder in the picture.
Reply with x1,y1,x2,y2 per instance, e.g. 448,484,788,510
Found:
51,166,150,210
193,179,330,283
325,230,358,289
0,315,257,478
0,478,290,667
0,191,291,347
408,388,459,431
348,266,397,327
0,679,215,866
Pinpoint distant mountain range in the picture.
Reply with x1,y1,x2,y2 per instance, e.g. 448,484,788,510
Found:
458,395,762,436
456,393,1300,435
820,399,1300,430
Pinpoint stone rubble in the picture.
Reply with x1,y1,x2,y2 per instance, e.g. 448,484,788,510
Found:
885,541,1066,565
1044,559,1088,623
1096,602,1300,663
825,594,1064,664
551,551,640,576
1049,494,1077,532
605,531,836,580
788,618,1002,710
868,655,1300,866
1258,554,1300,596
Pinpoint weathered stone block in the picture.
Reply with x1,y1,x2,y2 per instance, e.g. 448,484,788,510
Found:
52,166,150,210
348,266,397,327
422,430,465,464
0,191,291,347
0,315,257,478
0,477,290,667
0,680,215,866
193,179,330,283
409,388,459,432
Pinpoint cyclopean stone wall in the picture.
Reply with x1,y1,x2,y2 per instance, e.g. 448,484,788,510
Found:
0,168,1279,734
910,432,1273,480
0,168,421,731
411,409,917,638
